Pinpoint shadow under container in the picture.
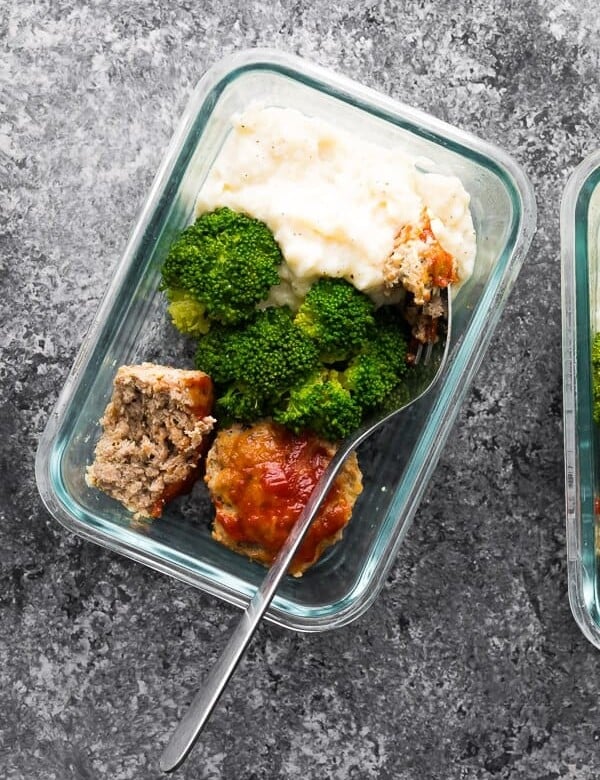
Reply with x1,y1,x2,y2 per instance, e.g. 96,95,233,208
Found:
36,49,536,632
562,150,600,649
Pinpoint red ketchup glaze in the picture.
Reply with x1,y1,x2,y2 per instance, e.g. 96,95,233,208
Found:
418,221,458,289
216,425,350,567
149,468,202,518
183,374,215,419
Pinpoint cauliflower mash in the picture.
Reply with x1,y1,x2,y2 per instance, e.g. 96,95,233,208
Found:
196,106,476,308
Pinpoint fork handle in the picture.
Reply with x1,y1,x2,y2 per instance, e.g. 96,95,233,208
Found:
159,449,350,773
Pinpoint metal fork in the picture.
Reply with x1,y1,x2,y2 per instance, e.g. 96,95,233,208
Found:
160,288,451,773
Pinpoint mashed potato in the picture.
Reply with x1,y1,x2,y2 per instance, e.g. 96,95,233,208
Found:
196,106,476,308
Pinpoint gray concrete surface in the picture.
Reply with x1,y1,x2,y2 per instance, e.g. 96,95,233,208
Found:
1,1,597,778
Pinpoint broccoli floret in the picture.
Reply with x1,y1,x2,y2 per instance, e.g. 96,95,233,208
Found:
214,306,317,398
164,288,211,337
194,299,410,437
216,385,269,424
369,306,410,374
378,379,411,413
161,207,283,326
193,322,242,384
341,306,409,409
294,277,376,362
342,352,399,408
237,307,318,399
195,306,319,422
593,332,600,424
273,369,362,441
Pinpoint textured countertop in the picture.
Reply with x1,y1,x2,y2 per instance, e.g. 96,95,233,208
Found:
2,2,599,778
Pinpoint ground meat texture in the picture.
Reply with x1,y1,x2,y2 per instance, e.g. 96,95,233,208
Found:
205,421,363,576
86,363,215,520
384,209,458,305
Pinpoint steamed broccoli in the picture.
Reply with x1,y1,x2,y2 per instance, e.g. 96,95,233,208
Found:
161,212,413,439
195,306,319,423
369,307,411,374
216,384,269,423
342,352,399,409
161,207,283,327
293,277,376,362
164,288,210,337
193,298,410,436
593,332,600,423
273,369,363,441
342,307,409,408
191,321,242,384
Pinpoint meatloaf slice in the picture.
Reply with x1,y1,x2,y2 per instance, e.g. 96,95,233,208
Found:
86,363,215,520
205,421,363,576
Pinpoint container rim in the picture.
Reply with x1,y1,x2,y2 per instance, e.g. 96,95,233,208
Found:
561,148,600,650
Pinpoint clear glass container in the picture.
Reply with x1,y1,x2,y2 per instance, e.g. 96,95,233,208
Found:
35,49,536,631
561,150,600,648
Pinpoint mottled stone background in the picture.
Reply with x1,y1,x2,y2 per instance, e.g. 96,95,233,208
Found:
2,1,599,778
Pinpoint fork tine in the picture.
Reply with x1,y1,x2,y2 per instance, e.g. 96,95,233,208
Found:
423,341,434,365
413,342,423,365
415,287,443,365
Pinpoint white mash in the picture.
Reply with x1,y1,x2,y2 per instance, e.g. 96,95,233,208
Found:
196,106,476,308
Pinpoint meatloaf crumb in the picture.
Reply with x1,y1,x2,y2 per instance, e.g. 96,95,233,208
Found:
86,363,215,520
384,209,458,305
205,421,363,576
403,287,448,345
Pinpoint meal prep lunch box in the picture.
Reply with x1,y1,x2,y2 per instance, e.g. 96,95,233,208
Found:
36,49,536,631
562,149,600,649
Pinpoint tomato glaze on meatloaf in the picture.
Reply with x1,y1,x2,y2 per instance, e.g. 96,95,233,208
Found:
204,420,363,576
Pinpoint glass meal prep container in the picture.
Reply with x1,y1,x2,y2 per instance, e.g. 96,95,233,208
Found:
562,150,600,649
35,49,536,632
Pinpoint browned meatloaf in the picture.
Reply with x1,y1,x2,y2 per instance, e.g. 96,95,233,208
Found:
204,420,363,576
86,363,215,519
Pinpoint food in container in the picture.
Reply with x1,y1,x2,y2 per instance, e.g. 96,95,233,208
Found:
87,102,476,571
195,105,476,308
35,49,536,631
205,421,363,577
